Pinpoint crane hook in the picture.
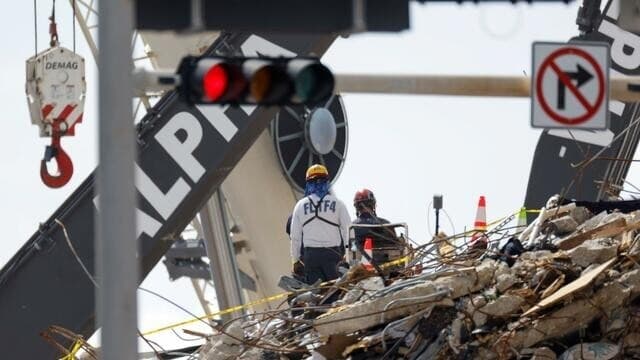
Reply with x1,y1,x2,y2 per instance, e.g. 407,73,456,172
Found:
40,119,73,188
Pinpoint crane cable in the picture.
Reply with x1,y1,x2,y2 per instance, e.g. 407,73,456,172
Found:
33,0,38,56
49,0,58,47
72,0,76,53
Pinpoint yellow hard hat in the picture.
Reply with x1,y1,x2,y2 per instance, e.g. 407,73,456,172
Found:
305,164,329,181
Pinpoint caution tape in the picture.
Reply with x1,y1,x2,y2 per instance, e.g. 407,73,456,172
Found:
380,255,411,269
59,340,82,360
450,207,542,239
142,292,291,336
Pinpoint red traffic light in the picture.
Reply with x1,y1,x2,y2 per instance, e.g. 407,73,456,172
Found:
202,64,229,101
190,59,246,103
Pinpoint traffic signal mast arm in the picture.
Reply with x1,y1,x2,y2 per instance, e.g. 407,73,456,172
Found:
334,74,640,102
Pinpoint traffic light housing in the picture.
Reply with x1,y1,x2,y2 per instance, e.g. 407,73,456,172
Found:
177,56,334,106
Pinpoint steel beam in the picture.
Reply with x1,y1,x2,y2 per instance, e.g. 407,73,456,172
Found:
200,191,245,321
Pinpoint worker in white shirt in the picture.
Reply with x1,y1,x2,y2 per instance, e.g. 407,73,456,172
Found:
290,164,351,283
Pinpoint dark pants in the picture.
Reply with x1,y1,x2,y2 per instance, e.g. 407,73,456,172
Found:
302,247,342,284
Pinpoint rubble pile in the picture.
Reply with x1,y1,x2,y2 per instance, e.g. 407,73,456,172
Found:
198,197,640,359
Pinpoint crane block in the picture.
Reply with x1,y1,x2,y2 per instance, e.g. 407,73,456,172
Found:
26,46,86,137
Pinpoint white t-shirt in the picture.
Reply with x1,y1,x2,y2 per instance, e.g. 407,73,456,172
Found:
290,193,351,261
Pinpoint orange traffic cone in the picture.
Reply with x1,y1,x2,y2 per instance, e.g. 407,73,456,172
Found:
473,196,487,232
362,237,374,270
469,196,488,249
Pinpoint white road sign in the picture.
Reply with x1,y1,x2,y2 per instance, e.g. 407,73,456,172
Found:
531,42,610,129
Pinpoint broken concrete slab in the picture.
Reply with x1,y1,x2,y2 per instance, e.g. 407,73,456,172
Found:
555,217,626,250
480,294,525,318
566,239,618,268
314,260,498,336
549,215,578,235
570,206,592,225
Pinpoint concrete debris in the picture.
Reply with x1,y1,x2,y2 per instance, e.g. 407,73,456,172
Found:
495,273,518,293
566,239,618,268
196,199,640,359
557,343,620,360
531,347,557,360
549,215,578,235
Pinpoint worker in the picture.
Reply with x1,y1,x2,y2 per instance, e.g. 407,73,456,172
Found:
352,189,396,262
290,164,351,284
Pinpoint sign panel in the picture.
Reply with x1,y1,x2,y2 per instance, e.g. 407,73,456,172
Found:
531,42,610,129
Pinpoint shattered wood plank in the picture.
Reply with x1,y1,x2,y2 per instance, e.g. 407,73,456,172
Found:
522,258,616,317
540,274,564,300
621,230,635,252
556,218,627,251
313,261,498,336
500,269,640,351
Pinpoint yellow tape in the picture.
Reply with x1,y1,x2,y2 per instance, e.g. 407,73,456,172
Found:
142,292,290,336
380,255,410,269
60,340,83,360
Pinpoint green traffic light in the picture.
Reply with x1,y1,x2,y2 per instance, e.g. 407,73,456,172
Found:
292,61,334,105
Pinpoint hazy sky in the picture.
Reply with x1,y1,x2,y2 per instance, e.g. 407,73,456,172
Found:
2,0,620,352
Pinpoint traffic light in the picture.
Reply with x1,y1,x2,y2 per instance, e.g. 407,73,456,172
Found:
177,56,334,106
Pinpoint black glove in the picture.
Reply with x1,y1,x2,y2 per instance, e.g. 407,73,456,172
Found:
293,260,304,277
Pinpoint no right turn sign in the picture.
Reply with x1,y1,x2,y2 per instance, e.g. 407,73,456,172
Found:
531,42,610,129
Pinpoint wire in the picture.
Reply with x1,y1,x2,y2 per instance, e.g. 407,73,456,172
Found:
33,0,38,56
55,218,99,288
171,329,203,342
441,208,456,237
138,287,216,331
426,200,433,237
138,329,162,359
72,0,76,53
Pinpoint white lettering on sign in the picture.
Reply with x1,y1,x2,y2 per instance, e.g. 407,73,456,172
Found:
599,19,640,70
135,163,190,221
240,35,297,115
195,105,239,141
93,195,163,239
155,112,206,183
135,209,163,239
241,34,296,57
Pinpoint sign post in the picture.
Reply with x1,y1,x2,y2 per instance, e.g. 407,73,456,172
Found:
531,42,610,129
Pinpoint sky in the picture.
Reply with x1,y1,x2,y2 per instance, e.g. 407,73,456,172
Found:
2,0,627,354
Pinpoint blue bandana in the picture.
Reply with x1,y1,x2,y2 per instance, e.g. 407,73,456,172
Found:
305,179,329,198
